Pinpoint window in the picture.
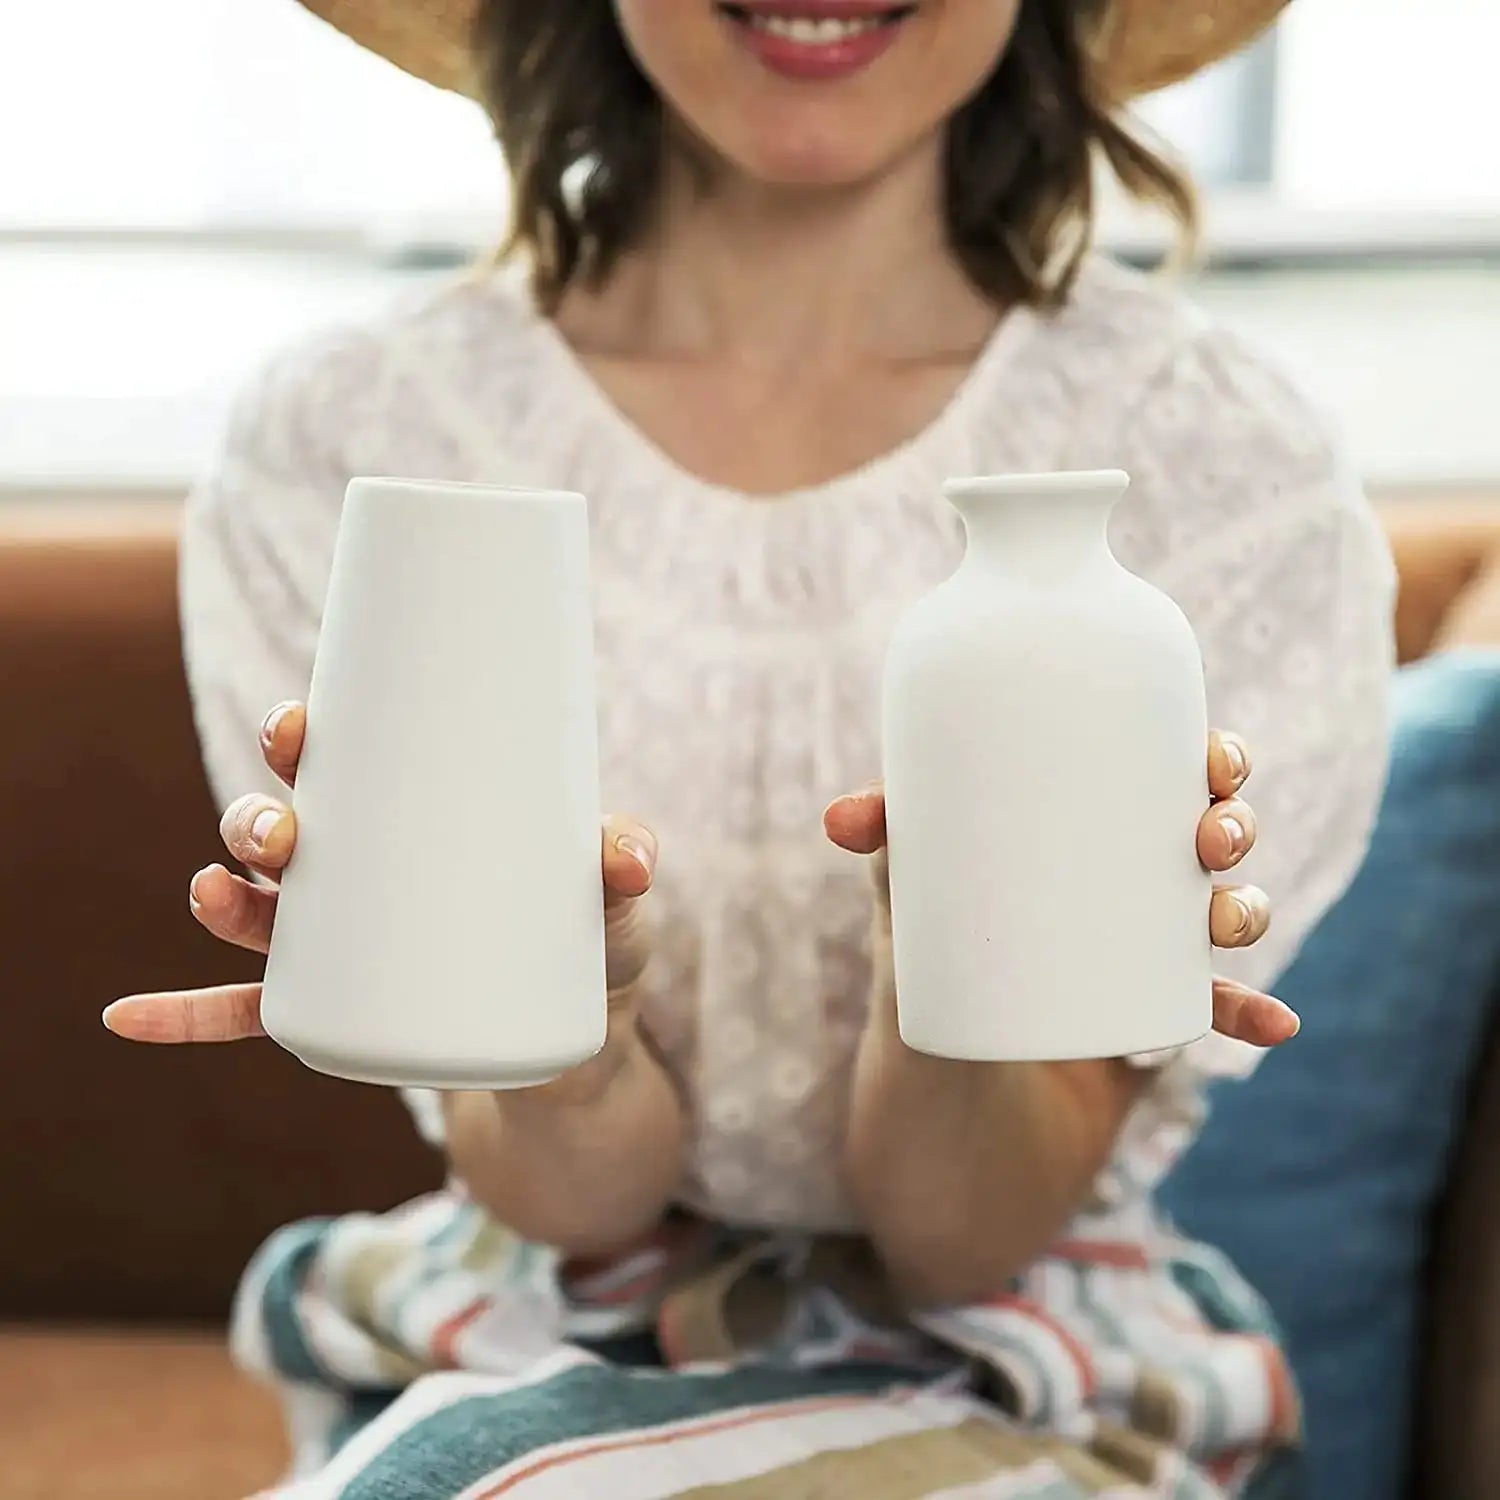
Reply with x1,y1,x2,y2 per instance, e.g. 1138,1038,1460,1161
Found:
1129,0,1500,252
0,0,503,237
1273,0,1499,210
1136,36,1276,192
3,1,1496,245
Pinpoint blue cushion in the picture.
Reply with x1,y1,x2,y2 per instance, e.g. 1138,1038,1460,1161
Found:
1161,651,1500,1500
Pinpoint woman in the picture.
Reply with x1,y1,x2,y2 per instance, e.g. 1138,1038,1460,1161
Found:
108,1,1393,1494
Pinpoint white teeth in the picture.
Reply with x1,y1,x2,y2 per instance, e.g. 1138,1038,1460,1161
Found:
750,12,883,43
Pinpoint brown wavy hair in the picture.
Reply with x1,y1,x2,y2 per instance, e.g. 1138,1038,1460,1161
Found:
471,0,1194,314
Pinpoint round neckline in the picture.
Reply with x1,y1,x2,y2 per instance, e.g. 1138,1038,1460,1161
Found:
504,274,1042,509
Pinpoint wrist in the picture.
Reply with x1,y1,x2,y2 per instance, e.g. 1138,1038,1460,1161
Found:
448,1014,683,1257
845,1010,983,1195
495,1006,656,1120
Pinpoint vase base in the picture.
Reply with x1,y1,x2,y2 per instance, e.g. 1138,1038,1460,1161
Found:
898,1024,1211,1064
280,1042,599,1092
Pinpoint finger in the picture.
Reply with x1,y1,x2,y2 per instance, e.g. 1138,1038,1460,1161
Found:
189,863,278,954
600,816,656,997
220,793,297,879
260,702,306,788
1196,797,1257,872
103,983,266,1043
1211,976,1300,1047
869,845,891,914
1207,730,1251,800
1210,883,1271,948
601,816,657,907
824,782,887,856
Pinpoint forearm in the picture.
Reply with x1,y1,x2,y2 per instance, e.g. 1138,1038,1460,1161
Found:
443,1023,685,1256
844,992,1146,1308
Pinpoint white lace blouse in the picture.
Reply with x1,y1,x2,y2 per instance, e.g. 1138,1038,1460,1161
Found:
180,256,1395,1232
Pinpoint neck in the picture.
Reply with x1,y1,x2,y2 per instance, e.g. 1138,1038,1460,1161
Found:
561,129,998,370
947,471,1126,585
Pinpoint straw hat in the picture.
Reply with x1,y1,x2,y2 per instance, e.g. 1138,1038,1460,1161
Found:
295,0,1287,100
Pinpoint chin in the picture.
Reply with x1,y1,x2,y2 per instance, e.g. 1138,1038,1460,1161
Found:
718,114,910,188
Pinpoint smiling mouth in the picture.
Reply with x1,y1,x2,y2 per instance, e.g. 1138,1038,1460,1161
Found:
717,4,917,44
714,2,918,77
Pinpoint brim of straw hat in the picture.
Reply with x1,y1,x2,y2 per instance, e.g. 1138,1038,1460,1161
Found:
295,0,1288,100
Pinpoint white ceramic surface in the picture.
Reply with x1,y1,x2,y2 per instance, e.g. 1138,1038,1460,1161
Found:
259,478,608,1089
882,470,1213,1061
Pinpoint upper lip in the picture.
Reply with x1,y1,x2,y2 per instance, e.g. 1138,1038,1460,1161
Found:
719,1,915,17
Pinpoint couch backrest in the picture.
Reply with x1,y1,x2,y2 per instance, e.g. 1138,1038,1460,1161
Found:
0,501,438,1319
2,492,1497,1371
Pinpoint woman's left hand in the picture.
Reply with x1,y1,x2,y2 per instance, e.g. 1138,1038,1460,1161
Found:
824,728,1298,1050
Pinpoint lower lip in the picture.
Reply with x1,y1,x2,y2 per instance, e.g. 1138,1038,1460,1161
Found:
724,15,904,80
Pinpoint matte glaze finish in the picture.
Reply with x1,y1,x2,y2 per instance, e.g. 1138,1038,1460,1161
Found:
260,478,607,1088
882,470,1213,1060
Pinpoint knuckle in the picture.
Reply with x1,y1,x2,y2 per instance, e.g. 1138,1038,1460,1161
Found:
604,898,655,990
222,885,252,941
605,885,653,939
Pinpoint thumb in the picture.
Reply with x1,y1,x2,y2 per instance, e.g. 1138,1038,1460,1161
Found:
601,815,657,998
602,815,656,905
824,785,891,920
823,782,886,856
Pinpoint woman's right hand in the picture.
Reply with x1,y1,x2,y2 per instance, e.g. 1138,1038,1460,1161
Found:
104,702,659,1090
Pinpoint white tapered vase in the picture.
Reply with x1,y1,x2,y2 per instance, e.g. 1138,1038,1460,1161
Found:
260,478,608,1089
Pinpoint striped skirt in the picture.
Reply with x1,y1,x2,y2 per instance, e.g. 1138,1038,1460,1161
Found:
235,1193,1303,1499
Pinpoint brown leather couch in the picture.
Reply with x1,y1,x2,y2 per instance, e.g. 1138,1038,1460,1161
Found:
1,495,1497,1500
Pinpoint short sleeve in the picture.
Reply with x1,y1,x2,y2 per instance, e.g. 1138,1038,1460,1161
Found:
180,330,378,810
1111,325,1396,1086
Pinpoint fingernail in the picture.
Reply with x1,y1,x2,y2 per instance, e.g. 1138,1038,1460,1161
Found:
614,832,653,874
260,702,290,744
1220,815,1245,855
1222,737,1247,782
251,809,282,848
101,995,140,1035
189,868,208,905
1230,894,1253,937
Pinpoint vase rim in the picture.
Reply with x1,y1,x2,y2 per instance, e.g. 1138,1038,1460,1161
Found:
943,469,1129,501
348,476,587,507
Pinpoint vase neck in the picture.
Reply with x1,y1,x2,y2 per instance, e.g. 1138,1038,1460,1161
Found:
945,470,1126,585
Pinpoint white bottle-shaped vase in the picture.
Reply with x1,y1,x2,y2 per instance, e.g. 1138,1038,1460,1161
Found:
260,478,607,1090
882,469,1212,1061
